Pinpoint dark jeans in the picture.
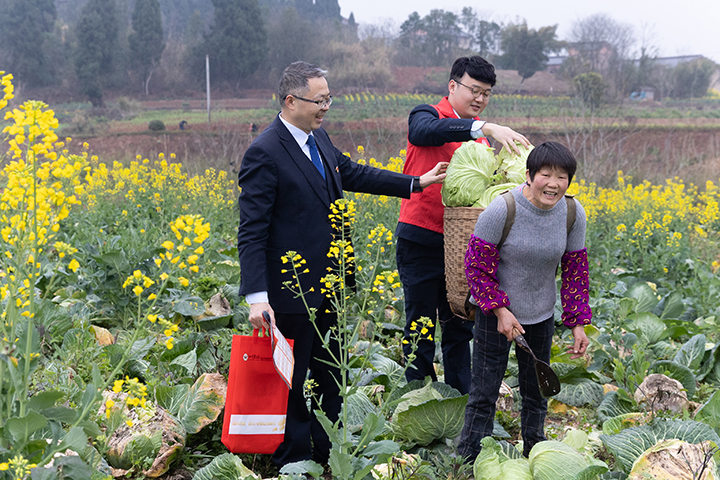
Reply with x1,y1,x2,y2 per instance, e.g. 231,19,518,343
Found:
272,297,341,468
396,237,473,394
458,311,554,461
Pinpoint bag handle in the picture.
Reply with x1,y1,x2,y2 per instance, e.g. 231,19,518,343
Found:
252,311,273,337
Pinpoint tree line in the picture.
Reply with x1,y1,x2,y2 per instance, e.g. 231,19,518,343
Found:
0,0,715,107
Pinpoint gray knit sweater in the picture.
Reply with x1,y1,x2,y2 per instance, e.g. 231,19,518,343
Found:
472,185,587,325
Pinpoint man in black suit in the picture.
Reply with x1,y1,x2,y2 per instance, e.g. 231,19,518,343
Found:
237,61,447,468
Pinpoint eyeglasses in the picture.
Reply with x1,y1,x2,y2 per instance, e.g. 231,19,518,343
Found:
287,94,333,109
454,80,493,99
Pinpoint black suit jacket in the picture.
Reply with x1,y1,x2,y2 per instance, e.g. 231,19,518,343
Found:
237,115,413,314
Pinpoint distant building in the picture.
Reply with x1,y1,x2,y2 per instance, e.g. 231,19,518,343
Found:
546,55,568,74
543,42,615,73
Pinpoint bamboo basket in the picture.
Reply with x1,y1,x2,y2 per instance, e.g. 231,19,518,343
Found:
443,206,484,320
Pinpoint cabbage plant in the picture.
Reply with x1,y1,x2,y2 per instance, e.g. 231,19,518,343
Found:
472,431,608,480
497,143,533,185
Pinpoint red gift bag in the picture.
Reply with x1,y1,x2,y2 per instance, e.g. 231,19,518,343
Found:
222,329,294,454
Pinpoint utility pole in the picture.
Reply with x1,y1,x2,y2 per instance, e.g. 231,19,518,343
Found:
206,54,211,123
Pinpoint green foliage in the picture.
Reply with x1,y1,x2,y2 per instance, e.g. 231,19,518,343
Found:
294,0,341,21
459,7,502,58
396,9,462,67
528,439,608,480
553,379,605,407
695,389,720,431
473,435,608,480
573,72,605,110
265,7,316,75
74,0,120,106
441,142,496,207
175,373,226,434
669,58,718,98
390,382,468,447
474,437,532,480
193,452,259,480
129,0,165,94
441,141,532,208
600,419,720,473
148,119,166,131
194,0,267,87
0,0,58,87
496,22,561,83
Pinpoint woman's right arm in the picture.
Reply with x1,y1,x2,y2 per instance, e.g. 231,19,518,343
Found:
465,236,523,340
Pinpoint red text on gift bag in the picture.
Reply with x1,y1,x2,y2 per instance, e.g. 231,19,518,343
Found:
222,329,294,454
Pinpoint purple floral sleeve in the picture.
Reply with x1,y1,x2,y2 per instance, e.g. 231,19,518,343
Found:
465,235,510,314
561,248,592,327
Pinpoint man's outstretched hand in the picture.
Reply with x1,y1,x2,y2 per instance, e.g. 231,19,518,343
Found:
483,123,531,155
418,161,449,189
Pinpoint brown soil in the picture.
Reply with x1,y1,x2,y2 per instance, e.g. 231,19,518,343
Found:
76,114,720,187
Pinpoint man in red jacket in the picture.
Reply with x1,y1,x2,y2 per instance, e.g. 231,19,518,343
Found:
396,56,530,394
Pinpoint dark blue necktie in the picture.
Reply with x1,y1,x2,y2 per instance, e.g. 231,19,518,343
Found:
306,134,325,179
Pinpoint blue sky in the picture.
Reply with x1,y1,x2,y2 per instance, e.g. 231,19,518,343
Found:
339,0,720,63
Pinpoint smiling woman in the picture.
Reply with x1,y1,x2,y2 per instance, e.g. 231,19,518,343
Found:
458,141,591,461
522,141,577,210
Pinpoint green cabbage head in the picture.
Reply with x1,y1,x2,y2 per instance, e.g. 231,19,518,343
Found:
529,440,608,480
497,143,534,185
442,141,498,207
473,437,532,480
473,183,519,208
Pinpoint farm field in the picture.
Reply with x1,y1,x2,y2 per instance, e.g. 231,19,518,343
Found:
1,70,720,479
51,90,720,187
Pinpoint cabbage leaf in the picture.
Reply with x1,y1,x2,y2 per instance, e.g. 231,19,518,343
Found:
497,143,533,185
194,453,260,480
529,440,608,480
473,183,519,208
474,437,531,480
442,142,498,207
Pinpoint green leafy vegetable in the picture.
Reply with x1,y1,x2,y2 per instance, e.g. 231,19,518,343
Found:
474,183,520,208
442,142,497,207
529,440,608,480
496,143,533,184
474,437,532,480
442,141,536,208
600,419,720,473
193,453,260,480
390,383,468,447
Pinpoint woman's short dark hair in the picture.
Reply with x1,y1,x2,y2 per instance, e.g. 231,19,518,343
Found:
450,56,496,87
526,141,578,183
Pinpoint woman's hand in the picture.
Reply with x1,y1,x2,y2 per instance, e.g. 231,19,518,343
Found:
568,325,589,359
494,307,524,341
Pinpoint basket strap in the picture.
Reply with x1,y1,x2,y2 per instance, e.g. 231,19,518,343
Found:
498,192,576,248
499,191,516,249
566,195,576,234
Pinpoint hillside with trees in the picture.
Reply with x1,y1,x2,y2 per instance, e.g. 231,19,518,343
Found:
0,0,717,104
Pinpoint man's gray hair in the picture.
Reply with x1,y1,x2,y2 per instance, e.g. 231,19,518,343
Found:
278,61,327,107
